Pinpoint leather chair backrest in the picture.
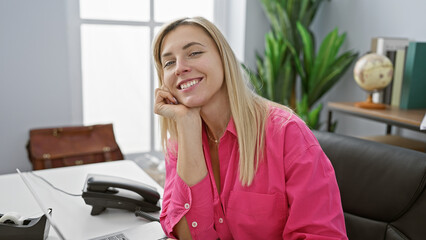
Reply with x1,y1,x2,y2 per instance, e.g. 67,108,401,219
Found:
313,131,426,240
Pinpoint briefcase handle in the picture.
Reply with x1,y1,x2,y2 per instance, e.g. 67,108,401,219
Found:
52,126,94,136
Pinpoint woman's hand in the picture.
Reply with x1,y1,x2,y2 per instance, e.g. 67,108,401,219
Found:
154,86,201,123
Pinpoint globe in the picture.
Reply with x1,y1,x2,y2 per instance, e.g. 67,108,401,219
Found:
353,53,394,109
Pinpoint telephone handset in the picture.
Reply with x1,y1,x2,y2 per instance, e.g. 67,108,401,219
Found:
82,174,161,216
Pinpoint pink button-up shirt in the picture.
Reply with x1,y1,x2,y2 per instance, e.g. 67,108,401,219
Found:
160,106,347,239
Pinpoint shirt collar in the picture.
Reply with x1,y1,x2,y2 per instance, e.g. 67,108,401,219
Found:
226,117,237,137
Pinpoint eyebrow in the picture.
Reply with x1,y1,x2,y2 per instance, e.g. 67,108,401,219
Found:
161,42,205,59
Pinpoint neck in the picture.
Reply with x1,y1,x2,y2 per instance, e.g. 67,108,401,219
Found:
201,88,231,141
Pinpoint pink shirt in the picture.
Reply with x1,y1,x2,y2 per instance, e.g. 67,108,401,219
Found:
160,107,348,239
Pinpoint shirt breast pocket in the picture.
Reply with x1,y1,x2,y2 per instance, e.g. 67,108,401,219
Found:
226,190,287,239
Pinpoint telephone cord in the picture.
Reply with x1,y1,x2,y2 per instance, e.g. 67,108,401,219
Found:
30,172,82,197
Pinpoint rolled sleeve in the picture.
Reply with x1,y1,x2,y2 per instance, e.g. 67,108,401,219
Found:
160,146,218,239
184,175,217,239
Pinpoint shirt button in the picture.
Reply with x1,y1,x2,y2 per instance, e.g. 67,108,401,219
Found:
218,218,223,223
184,203,190,209
192,221,198,228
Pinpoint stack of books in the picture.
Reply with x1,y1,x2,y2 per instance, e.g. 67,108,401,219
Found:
370,37,426,109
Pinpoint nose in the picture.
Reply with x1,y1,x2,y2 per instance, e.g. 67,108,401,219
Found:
175,59,191,76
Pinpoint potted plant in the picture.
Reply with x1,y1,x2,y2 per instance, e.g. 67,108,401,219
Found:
245,0,358,130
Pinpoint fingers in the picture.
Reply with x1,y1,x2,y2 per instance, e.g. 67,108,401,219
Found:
155,88,178,105
154,87,180,118
162,85,179,104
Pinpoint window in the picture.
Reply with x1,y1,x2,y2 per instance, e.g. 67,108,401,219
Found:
78,0,215,154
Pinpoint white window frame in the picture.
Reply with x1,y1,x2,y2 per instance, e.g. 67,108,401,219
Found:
66,0,244,154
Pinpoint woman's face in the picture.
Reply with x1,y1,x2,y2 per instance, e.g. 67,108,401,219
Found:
160,25,225,108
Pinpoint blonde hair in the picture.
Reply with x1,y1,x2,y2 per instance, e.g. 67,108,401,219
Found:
153,17,282,186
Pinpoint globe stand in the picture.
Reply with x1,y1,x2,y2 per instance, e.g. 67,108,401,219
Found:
355,93,386,109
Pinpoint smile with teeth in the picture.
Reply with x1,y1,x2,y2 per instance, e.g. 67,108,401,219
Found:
179,79,200,90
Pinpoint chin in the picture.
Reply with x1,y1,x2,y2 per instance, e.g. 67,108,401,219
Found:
180,98,205,108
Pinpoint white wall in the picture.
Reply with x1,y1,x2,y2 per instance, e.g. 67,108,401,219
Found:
216,0,247,62
244,0,269,70
0,0,75,174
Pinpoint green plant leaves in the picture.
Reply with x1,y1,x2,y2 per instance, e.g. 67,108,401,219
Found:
244,0,358,129
296,23,359,106
296,95,322,130
248,31,294,104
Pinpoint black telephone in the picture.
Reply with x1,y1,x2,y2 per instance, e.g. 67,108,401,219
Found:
82,174,161,216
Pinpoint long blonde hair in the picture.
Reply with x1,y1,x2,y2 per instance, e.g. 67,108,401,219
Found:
152,17,272,186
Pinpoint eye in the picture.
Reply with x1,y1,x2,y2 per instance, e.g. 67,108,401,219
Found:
189,51,203,57
163,60,175,68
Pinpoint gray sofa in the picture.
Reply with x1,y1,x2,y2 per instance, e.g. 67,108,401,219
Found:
314,131,426,240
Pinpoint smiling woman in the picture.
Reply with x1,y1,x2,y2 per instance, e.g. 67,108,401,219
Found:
152,17,348,240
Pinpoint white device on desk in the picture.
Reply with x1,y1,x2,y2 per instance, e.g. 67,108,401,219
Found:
16,169,166,240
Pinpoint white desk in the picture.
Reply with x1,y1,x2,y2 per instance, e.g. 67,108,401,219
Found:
0,160,164,239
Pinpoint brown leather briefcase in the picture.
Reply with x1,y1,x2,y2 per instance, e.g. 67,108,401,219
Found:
27,124,124,170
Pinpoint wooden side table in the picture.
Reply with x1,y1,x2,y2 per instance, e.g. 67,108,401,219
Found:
327,102,426,152
327,102,425,133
